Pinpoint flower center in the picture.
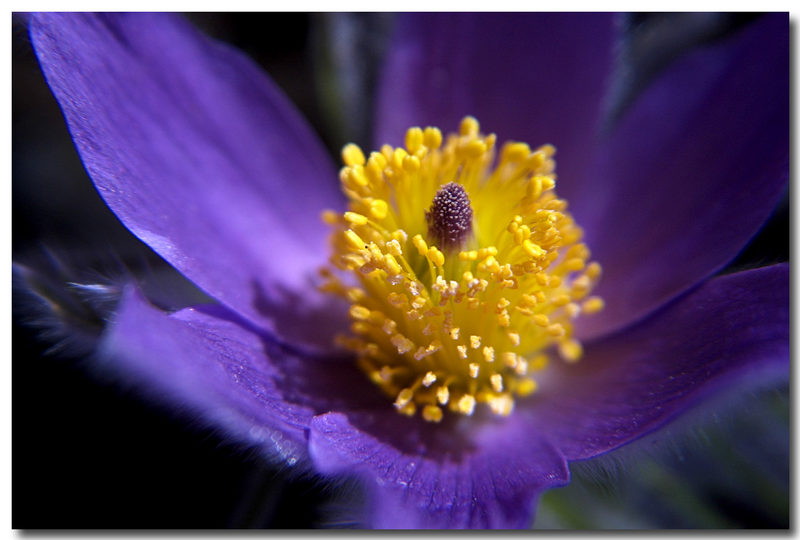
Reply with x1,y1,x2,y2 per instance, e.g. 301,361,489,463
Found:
320,116,603,422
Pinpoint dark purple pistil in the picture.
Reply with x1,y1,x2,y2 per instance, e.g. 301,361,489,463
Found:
426,182,474,250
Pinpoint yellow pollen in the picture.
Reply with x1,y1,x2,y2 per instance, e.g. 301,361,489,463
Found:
349,305,370,320
457,394,477,415
516,378,538,397
469,363,480,378
487,394,514,416
559,339,583,363
490,373,504,393
322,117,603,422
422,404,443,423
582,296,605,314
502,352,518,368
422,371,437,387
436,385,450,405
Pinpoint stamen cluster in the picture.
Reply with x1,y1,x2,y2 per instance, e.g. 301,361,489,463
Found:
320,116,603,422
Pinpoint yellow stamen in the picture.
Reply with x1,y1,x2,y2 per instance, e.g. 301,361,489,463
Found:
341,143,365,167
322,117,603,421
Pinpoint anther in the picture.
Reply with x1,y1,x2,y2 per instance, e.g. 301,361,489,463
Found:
487,394,513,416
490,373,504,393
436,385,450,405
582,296,605,314
369,199,389,220
422,405,443,423
394,388,414,409
344,230,366,250
460,116,480,137
559,339,583,363
456,394,476,415
423,127,443,149
469,363,480,378
405,127,424,153
516,379,538,397
342,143,365,166
344,212,368,225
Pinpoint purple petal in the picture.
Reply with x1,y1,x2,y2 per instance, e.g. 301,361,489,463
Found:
532,263,788,460
29,13,344,344
374,13,617,189
101,285,317,465
309,410,568,529
102,284,396,462
574,14,789,338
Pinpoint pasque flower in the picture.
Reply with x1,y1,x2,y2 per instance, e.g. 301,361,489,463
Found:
27,12,788,528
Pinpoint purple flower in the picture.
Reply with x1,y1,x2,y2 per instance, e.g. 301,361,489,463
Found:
27,12,788,528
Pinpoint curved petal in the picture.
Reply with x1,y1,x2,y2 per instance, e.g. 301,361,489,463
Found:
309,410,568,529
531,263,788,461
574,13,789,338
374,12,618,190
101,286,317,465
29,13,344,344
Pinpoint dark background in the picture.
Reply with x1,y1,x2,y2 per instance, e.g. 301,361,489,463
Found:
12,13,788,528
